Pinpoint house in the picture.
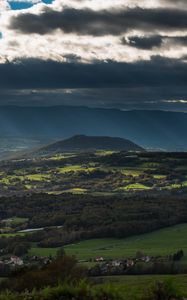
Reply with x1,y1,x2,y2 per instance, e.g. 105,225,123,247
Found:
126,259,134,268
95,256,104,262
143,256,151,263
111,260,121,267
10,256,23,266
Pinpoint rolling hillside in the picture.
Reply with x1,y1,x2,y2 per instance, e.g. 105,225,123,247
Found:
38,135,143,154
64,223,187,260
29,223,187,260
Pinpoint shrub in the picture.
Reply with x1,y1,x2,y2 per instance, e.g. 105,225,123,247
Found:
142,279,182,300
0,282,125,300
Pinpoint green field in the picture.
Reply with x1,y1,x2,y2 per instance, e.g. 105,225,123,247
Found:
117,183,151,190
8,217,28,226
29,247,59,257
0,151,187,194
58,165,96,174
63,224,187,261
0,232,26,237
29,224,187,261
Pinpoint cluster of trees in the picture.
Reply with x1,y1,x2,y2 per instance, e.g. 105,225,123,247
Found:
0,255,86,292
173,250,184,261
0,236,30,256
0,192,187,249
0,282,123,300
1,192,187,259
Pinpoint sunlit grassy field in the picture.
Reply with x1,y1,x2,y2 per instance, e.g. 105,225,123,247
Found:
29,224,187,261
0,232,26,237
0,150,186,194
116,183,151,190
64,224,187,261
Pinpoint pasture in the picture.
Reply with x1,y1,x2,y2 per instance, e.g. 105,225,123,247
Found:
29,223,187,261
64,224,187,261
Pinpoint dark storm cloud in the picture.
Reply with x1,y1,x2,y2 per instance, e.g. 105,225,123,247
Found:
9,7,187,36
121,35,187,50
121,35,163,50
0,56,187,90
173,36,187,45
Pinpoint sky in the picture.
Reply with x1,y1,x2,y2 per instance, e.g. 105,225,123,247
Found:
0,0,187,110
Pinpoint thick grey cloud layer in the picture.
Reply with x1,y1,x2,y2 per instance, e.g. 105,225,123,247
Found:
9,7,187,36
122,35,163,50
1,0,187,110
122,35,187,50
0,56,187,89
1,56,187,110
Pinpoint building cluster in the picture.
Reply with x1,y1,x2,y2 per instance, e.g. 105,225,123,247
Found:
0,255,53,275
0,255,23,270
91,249,185,276
91,255,152,275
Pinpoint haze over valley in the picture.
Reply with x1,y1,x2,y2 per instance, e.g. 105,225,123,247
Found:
0,106,187,159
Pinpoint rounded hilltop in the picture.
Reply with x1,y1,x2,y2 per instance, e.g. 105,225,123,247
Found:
38,134,144,154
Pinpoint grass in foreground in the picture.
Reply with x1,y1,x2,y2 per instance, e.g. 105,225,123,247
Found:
0,275,186,300
98,274,187,300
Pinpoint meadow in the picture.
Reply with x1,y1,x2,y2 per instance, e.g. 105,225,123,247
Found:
64,223,187,261
28,223,187,262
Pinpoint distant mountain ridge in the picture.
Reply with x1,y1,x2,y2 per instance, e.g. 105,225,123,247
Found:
0,106,187,150
39,135,143,154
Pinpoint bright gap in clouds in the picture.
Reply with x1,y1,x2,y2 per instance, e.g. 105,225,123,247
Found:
42,0,54,3
9,2,34,10
8,0,54,10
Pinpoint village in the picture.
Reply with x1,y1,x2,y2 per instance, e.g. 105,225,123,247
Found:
89,250,185,276
0,248,184,278
0,254,53,277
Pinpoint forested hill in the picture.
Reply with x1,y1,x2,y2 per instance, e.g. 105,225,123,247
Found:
0,106,187,150
38,135,143,154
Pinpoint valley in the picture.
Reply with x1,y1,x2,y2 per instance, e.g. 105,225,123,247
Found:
0,139,187,299
1,0,187,296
